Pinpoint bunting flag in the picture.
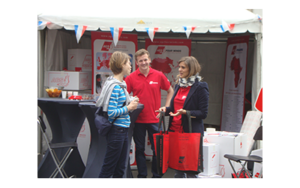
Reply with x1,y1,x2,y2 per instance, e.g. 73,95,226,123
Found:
38,21,49,30
183,26,196,38
110,27,123,46
74,25,87,43
220,20,235,32
257,15,262,23
146,27,159,42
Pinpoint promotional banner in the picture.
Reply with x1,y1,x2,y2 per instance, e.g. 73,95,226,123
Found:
91,32,137,94
145,38,191,106
220,36,250,132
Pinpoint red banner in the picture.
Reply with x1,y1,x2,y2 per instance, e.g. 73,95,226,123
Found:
91,31,137,94
220,36,250,132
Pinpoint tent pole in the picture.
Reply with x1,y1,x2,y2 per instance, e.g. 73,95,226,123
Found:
37,29,45,165
251,33,262,110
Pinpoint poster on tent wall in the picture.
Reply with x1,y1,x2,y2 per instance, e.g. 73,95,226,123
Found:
91,31,137,95
145,38,191,106
220,36,249,132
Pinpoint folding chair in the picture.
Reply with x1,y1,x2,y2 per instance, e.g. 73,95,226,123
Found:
224,125,263,178
37,116,77,178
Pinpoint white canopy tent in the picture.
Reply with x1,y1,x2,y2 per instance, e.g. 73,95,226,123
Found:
37,8,263,127
38,9,261,33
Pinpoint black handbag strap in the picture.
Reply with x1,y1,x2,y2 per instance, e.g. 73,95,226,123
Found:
185,110,192,133
158,111,166,132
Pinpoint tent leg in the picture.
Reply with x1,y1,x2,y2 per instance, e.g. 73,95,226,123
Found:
37,30,45,165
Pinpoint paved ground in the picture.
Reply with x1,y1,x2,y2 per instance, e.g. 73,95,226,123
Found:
131,159,175,178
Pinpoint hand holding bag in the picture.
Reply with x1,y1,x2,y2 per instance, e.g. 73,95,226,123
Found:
168,111,203,173
153,111,169,176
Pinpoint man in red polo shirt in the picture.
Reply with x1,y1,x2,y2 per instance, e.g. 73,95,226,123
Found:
125,49,174,178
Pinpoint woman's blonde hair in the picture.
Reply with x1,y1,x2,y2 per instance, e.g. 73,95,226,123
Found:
176,56,201,83
109,51,131,75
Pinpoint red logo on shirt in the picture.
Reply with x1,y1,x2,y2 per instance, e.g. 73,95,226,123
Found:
149,81,158,84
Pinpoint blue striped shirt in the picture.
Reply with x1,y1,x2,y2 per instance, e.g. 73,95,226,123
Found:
107,85,130,128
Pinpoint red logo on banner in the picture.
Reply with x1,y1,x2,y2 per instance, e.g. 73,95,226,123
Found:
231,46,237,55
101,42,112,51
155,46,165,54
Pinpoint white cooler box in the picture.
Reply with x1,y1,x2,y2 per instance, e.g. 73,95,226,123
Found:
45,71,92,90
204,132,247,178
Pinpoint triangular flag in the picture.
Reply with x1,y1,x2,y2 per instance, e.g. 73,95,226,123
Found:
110,27,123,46
38,21,49,30
146,27,159,42
183,26,196,38
257,15,262,23
74,25,87,43
220,20,235,32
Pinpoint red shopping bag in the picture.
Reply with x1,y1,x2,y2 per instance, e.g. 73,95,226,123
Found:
153,111,169,176
168,111,203,173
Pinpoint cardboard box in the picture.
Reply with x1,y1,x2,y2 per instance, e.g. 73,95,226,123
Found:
45,71,92,90
201,143,219,175
68,49,92,71
204,131,247,178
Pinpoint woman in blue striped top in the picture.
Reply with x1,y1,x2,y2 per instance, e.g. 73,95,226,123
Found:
98,51,139,178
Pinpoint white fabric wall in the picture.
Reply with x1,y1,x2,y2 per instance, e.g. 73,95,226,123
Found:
44,29,92,73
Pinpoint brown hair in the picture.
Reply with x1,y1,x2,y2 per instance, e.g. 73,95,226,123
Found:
109,51,131,75
176,56,201,83
135,49,151,61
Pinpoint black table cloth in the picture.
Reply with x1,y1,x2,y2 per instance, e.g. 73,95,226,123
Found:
38,98,93,178
78,102,144,178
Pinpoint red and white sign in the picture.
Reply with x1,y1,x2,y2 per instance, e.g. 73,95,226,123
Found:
91,31,137,94
255,88,263,112
220,36,250,132
130,138,137,168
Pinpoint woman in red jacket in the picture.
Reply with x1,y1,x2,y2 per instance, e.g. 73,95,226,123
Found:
156,56,209,178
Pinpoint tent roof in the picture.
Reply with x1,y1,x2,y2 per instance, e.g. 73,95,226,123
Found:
38,9,262,34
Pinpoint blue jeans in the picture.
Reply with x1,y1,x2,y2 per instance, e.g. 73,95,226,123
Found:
133,123,161,178
99,126,129,178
